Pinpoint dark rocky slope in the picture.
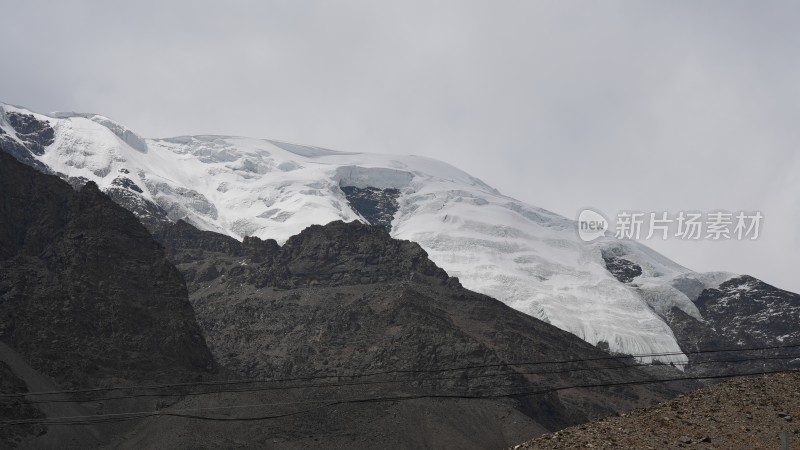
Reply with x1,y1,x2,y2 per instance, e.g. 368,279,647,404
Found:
0,149,215,389
0,153,213,386
0,360,45,447
0,149,221,448
666,275,800,377
602,252,800,377
144,219,682,449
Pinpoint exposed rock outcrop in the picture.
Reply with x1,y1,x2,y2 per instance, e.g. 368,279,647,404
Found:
340,186,401,231
667,276,800,376
151,219,681,449
0,150,215,389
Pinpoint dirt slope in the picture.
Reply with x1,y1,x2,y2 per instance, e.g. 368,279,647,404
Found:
512,370,800,450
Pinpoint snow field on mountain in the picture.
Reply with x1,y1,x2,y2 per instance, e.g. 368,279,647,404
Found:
1,103,742,365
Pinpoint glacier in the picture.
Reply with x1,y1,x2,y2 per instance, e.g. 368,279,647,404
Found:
0,102,740,366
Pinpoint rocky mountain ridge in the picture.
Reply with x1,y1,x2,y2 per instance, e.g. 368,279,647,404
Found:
0,147,679,449
0,101,758,366
149,218,686,449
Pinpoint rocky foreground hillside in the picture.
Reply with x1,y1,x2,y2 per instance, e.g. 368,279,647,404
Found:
512,369,800,450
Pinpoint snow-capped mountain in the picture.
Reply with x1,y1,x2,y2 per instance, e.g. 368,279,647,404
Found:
4,102,795,367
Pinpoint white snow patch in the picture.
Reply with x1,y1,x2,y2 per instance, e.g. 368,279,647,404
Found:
3,103,752,366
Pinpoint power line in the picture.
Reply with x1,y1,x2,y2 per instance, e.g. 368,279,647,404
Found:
2,368,796,427
6,353,799,407
3,341,798,400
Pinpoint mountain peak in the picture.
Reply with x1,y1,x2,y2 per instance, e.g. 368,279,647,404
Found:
3,101,796,369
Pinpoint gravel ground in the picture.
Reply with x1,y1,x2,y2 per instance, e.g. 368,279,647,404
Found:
512,370,799,450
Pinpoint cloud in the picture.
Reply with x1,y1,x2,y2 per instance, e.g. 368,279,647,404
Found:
2,0,799,291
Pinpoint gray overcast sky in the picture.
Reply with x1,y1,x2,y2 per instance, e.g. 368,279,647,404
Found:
2,1,799,292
